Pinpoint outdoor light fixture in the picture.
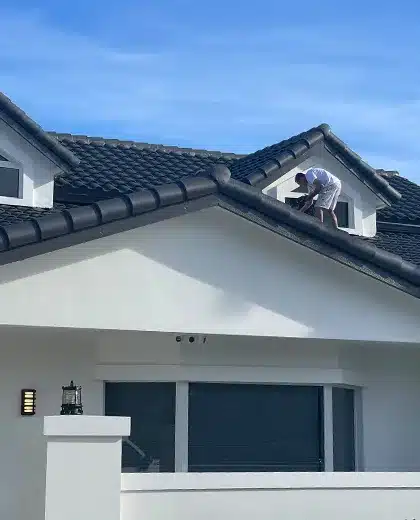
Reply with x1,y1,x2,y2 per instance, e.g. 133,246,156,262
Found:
60,380,83,415
20,389,36,416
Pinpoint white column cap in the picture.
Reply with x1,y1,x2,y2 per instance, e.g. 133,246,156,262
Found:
43,415,131,437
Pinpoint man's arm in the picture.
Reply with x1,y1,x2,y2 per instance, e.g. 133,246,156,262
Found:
299,180,322,212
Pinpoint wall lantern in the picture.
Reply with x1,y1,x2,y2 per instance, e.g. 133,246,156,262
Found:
60,380,83,415
21,389,36,416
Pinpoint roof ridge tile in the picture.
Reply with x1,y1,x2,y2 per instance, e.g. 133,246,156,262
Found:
48,131,244,158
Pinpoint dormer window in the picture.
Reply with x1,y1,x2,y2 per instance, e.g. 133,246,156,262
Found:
325,201,349,228
285,195,351,230
0,153,20,198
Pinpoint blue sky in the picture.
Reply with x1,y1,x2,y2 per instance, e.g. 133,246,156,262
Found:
1,1,420,182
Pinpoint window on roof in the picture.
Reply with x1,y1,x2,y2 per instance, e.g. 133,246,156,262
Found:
285,197,349,229
325,201,349,228
0,155,20,198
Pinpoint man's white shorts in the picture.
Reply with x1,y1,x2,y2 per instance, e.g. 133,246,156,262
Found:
315,181,342,210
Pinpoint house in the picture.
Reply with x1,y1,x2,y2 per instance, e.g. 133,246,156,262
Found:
1,91,420,520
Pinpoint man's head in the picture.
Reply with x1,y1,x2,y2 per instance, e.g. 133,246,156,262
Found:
295,172,307,187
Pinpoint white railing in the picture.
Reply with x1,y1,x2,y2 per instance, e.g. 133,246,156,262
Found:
43,416,420,520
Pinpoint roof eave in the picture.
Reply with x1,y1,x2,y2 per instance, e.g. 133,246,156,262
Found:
0,165,417,298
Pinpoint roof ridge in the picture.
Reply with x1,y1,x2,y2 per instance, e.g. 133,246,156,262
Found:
48,131,245,159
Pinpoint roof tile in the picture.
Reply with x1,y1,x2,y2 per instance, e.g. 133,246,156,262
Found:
377,175,420,224
369,231,420,266
0,127,417,285
53,136,238,201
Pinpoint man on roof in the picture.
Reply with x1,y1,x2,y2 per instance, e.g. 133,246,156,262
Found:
294,168,342,230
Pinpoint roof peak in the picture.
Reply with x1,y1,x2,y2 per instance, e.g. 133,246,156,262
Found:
48,131,245,159
0,92,79,168
232,122,401,205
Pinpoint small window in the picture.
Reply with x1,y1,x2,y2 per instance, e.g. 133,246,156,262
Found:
285,197,349,228
0,153,20,198
324,201,349,228
0,166,20,198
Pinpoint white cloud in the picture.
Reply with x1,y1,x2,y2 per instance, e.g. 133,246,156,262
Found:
0,7,419,182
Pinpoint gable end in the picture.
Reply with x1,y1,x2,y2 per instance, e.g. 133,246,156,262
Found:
237,124,401,205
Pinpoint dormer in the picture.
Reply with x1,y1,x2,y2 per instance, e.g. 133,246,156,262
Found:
263,154,384,237
0,92,79,208
235,124,401,238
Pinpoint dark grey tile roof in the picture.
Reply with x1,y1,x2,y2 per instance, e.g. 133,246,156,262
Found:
231,124,401,205
370,230,420,266
0,123,418,288
50,125,401,208
377,174,420,224
0,202,78,226
0,92,79,169
0,164,418,299
285,192,420,266
50,133,241,203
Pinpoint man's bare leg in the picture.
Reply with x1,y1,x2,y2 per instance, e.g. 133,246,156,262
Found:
315,206,324,223
327,208,339,229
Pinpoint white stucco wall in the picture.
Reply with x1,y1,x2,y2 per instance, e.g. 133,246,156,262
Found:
0,328,103,520
0,207,418,343
2,329,420,520
341,344,420,471
120,473,420,520
0,119,57,207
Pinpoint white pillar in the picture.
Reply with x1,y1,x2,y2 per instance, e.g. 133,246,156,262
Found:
43,415,131,520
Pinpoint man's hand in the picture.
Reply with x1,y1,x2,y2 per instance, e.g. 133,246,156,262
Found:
300,180,321,212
